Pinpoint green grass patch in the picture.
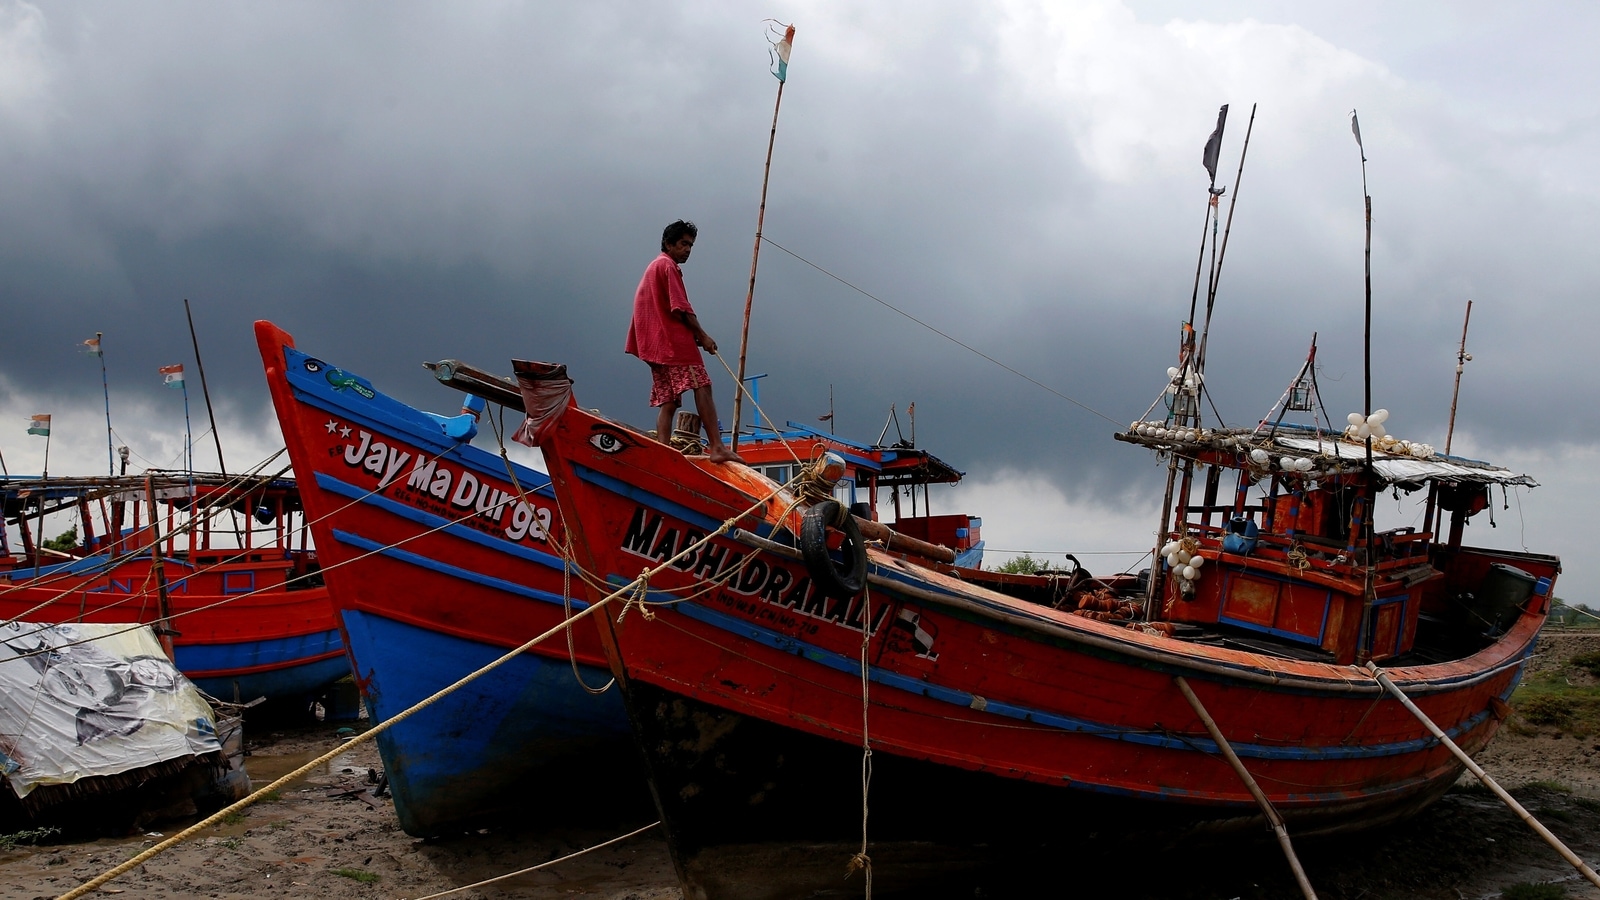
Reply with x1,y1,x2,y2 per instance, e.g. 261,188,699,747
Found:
1572,796,1600,813
1570,651,1600,678
0,826,59,852
219,810,247,826
332,868,380,884
1501,882,1566,900
1539,806,1577,823
258,789,281,803
1510,667,1600,735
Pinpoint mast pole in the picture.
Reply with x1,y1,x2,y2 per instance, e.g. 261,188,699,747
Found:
1196,103,1257,375
1444,299,1473,455
98,332,114,476
184,299,228,476
732,24,795,452
1353,109,1377,663
1427,299,1474,539
34,428,50,580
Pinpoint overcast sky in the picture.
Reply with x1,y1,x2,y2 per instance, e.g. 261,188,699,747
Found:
2,1,1595,600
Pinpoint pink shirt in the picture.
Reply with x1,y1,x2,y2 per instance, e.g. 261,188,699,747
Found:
625,253,702,366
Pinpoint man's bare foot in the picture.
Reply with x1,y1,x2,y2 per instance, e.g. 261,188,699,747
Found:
707,445,745,464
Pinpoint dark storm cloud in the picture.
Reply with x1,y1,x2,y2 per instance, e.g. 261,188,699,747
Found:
1,1,1596,523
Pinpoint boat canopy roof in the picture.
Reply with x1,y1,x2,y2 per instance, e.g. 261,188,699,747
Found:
1,472,302,518
1268,434,1536,487
1118,421,1537,489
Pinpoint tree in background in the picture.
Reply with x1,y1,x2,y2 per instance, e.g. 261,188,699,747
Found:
994,554,1044,575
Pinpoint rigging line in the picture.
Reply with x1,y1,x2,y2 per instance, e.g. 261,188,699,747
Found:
760,236,1124,429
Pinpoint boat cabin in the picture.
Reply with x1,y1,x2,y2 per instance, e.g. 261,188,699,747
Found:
1115,422,1559,665
738,420,984,569
1,472,319,594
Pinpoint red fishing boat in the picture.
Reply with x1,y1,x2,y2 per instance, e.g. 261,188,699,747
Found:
0,472,345,707
505,339,1558,897
254,321,651,837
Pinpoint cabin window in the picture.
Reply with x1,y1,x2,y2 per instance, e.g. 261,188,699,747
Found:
222,571,255,595
833,477,856,508
764,465,791,485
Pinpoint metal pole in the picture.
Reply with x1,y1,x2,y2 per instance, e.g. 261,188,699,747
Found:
1175,676,1318,899
1366,663,1600,890
732,27,795,451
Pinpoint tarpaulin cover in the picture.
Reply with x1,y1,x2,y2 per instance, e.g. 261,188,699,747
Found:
0,622,220,799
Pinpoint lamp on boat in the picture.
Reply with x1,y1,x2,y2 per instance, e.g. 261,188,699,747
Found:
1287,374,1314,412
1171,389,1199,421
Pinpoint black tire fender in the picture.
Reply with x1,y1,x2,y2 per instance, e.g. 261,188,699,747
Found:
799,500,867,601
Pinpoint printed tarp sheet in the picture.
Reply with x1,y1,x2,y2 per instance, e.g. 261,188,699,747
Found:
0,621,221,799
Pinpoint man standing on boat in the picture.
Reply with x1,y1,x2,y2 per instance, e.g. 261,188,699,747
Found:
626,219,742,464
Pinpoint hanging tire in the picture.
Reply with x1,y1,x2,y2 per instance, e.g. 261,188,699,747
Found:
800,500,867,601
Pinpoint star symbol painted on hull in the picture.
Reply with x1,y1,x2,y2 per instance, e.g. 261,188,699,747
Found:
339,425,352,439
325,419,339,433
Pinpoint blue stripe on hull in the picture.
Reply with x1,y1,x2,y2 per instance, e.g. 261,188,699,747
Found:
339,609,633,837
177,629,349,703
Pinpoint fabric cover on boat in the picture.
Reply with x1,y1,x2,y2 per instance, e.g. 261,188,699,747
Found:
0,621,221,799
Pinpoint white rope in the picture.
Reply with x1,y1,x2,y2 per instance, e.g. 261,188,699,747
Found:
406,822,659,900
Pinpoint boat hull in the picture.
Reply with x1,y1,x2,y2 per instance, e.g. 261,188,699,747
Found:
340,608,633,835
0,571,343,706
255,321,640,836
527,392,1542,898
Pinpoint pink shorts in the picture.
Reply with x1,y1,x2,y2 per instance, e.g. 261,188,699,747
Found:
648,363,711,407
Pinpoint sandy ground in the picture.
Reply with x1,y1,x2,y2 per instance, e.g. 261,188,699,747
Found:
6,633,1600,900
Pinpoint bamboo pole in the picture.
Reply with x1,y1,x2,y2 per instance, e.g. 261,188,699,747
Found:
1175,675,1318,900
732,25,795,451
1365,663,1600,889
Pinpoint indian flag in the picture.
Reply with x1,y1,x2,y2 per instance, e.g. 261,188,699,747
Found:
82,336,101,356
27,414,50,436
771,24,794,82
160,363,185,388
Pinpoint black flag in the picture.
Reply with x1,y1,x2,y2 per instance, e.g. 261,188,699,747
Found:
1202,104,1229,184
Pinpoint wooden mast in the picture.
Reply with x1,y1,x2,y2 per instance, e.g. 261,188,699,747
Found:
732,24,795,451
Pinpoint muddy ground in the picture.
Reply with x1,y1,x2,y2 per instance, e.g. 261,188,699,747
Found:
6,633,1600,900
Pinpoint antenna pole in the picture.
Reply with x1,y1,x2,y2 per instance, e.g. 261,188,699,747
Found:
733,24,796,451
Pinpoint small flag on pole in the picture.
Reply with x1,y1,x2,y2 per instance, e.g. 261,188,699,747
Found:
27,414,51,436
770,23,795,82
1202,104,1229,184
82,336,102,356
160,364,185,388
818,413,833,422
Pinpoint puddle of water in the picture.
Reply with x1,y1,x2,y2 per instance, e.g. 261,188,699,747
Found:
246,748,329,789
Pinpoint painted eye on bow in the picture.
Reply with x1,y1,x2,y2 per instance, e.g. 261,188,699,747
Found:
303,359,324,373
589,428,639,455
